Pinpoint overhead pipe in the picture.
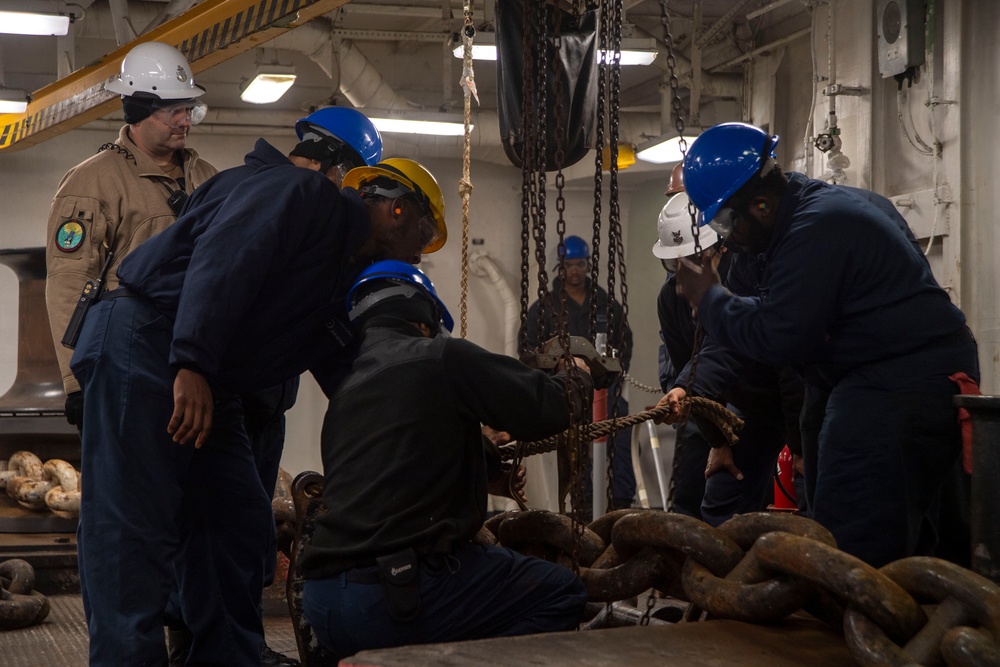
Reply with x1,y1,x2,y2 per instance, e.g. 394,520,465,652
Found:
708,27,812,72
267,15,421,113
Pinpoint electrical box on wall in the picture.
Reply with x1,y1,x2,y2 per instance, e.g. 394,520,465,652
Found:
877,0,926,78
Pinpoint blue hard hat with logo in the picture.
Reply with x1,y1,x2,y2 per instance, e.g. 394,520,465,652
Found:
347,260,454,333
560,235,590,261
295,107,383,167
683,123,779,226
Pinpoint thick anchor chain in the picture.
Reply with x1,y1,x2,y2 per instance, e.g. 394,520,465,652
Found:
481,509,1000,666
0,559,50,630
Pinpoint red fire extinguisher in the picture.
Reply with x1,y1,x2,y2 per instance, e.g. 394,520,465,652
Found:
770,445,798,512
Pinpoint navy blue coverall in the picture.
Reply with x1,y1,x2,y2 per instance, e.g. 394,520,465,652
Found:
302,316,591,659
661,253,802,525
522,278,635,514
179,138,303,589
70,165,369,665
696,172,978,567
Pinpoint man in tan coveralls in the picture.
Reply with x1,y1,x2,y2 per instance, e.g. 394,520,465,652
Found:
45,42,217,428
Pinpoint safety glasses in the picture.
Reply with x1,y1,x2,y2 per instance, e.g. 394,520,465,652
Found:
417,214,439,251
151,101,208,129
327,145,368,181
708,207,740,240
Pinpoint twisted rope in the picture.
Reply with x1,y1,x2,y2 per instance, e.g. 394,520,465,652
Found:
458,3,477,339
499,397,743,462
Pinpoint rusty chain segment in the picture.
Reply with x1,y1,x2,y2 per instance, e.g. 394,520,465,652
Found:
0,558,50,630
283,474,1000,666
844,557,1000,666
475,509,1000,666
498,397,743,462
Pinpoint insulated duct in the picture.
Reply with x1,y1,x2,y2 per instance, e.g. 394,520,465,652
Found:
469,251,519,358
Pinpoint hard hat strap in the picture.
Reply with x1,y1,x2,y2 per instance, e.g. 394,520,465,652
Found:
348,284,423,321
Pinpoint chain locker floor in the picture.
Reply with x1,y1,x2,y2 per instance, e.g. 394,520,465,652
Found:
0,594,855,666
0,594,299,666
342,616,855,666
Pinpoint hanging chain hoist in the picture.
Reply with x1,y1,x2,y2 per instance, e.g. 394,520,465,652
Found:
551,1,595,573
633,0,699,628
654,0,705,518
602,0,628,517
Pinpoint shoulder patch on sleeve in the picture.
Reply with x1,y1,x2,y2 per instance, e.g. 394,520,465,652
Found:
55,220,86,252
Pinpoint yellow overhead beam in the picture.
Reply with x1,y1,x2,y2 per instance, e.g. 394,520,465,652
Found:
0,0,352,152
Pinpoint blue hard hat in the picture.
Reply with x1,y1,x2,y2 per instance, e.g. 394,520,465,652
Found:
295,107,383,167
683,123,779,226
560,235,590,261
347,260,454,333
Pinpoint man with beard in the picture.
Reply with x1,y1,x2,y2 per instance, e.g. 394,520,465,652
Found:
666,122,978,567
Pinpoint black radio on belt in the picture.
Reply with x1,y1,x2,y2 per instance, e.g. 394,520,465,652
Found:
61,250,114,349
166,189,189,216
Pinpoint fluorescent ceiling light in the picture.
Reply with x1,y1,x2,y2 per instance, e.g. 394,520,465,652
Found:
452,42,501,61
368,111,470,137
0,10,70,36
240,67,296,105
451,35,657,66
608,49,658,66
0,88,28,113
635,134,699,164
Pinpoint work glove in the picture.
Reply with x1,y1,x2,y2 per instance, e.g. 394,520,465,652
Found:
65,391,84,429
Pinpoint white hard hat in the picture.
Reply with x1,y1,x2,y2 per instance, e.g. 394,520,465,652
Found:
105,42,205,99
652,192,718,259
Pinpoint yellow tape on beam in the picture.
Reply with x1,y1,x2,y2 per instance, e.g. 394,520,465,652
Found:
0,0,351,152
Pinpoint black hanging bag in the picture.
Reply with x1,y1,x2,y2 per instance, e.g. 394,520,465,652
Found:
496,0,598,171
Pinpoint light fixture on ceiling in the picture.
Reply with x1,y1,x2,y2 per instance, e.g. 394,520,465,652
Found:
451,33,658,66
635,133,700,164
0,2,72,36
0,87,28,113
367,109,471,137
240,64,296,105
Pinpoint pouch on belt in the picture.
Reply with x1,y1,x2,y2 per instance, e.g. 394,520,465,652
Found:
376,548,421,622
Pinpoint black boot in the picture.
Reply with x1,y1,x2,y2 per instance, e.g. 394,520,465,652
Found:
262,642,301,667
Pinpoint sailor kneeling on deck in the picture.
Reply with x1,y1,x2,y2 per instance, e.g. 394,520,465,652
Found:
301,261,592,660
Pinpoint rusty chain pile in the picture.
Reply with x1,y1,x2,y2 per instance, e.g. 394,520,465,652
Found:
0,558,50,630
498,397,743,463
0,451,81,519
476,508,1000,667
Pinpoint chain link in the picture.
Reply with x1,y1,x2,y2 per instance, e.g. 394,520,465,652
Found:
499,398,743,462
549,2,590,575
590,0,608,343
517,0,537,357
639,587,658,626
478,508,1000,662
603,0,628,514
532,1,551,353
656,0,703,513
622,371,664,395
